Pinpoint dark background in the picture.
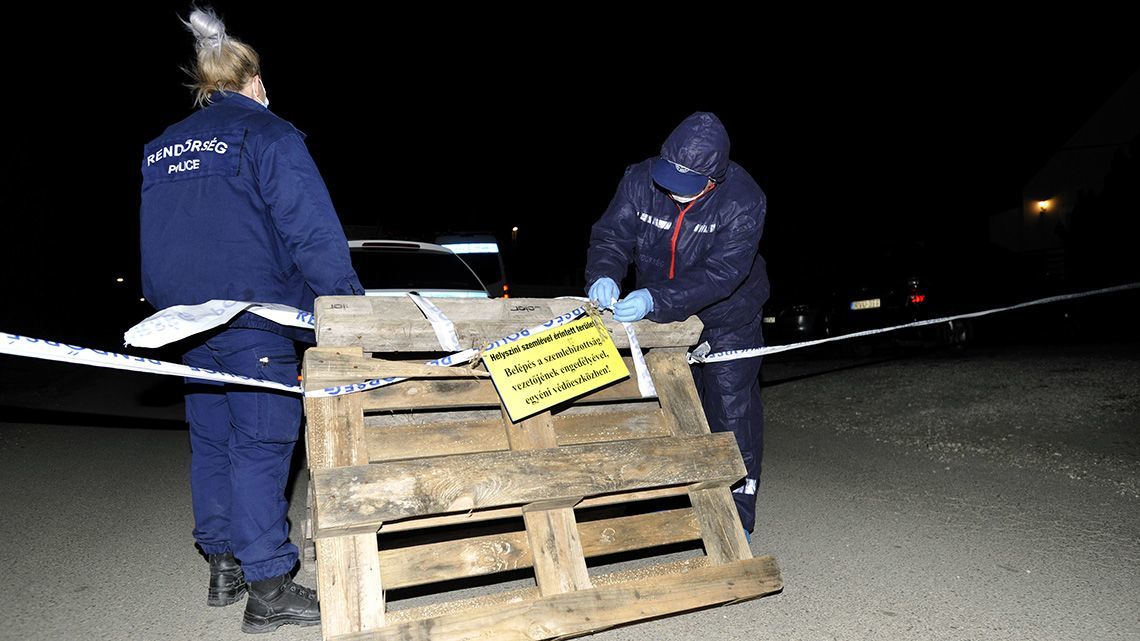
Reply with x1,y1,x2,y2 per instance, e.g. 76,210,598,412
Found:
3,5,1138,347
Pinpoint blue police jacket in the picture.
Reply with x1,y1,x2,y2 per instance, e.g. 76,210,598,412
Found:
139,92,362,327
586,113,769,333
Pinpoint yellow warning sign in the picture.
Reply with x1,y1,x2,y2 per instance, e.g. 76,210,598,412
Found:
482,314,629,422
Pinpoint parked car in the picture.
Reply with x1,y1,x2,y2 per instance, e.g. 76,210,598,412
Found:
766,242,974,354
434,232,509,298
348,240,490,298
829,260,971,352
762,287,834,344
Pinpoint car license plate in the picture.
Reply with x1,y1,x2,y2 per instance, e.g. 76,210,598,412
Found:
763,316,776,324
850,298,881,310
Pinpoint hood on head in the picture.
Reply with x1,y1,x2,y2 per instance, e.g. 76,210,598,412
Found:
654,112,731,192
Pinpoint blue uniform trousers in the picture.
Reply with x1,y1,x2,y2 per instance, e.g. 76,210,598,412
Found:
182,327,302,582
690,315,765,533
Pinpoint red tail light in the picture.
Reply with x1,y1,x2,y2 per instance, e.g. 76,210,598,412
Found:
909,293,926,304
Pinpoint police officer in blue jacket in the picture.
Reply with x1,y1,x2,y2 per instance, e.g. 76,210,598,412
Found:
586,112,769,538
139,8,362,633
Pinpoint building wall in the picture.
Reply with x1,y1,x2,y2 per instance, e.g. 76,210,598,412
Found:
990,69,1139,264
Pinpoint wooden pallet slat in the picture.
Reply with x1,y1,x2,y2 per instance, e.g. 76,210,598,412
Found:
302,298,781,641
302,351,387,636
341,556,783,641
358,356,647,412
645,349,712,437
372,485,692,535
362,406,670,462
310,433,745,536
303,350,489,392
313,296,704,352
377,508,701,590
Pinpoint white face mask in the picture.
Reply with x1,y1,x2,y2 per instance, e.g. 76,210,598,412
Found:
258,77,269,109
668,179,713,203
670,192,701,203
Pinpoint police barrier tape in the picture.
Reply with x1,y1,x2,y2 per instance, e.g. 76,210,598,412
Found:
124,299,315,349
1,305,591,399
688,282,1140,364
621,320,658,398
406,293,463,351
1,333,304,394
5,284,1137,398
555,296,657,398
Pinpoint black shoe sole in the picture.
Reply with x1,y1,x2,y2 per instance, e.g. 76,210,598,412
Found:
241,614,321,634
208,583,248,607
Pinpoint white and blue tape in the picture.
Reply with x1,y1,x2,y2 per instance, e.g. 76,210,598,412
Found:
407,293,462,351
124,299,314,349
2,333,304,394
689,282,1140,364
556,296,658,398
5,283,1136,399
2,303,591,399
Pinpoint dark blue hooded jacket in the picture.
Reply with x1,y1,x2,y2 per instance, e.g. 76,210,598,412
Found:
586,112,769,339
139,92,362,330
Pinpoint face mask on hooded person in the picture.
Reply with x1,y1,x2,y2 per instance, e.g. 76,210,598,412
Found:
257,76,269,109
669,179,714,203
653,156,715,204
670,191,702,203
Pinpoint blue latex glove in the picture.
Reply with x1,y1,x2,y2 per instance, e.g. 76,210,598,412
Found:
588,277,621,310
613,289,653,322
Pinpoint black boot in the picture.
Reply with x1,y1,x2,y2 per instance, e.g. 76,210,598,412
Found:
207,551,247,607
241,573,320,633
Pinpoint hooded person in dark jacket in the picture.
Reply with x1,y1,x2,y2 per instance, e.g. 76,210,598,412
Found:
586,112,768,535
139,8,362,634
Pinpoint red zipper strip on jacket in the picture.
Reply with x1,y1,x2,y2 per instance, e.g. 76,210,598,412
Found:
668,183,716,280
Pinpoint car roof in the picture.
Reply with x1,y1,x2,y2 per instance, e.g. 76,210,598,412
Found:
348,239,455,253
347,239,490,298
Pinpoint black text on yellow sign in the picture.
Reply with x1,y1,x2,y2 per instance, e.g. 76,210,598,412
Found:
482,315,630,422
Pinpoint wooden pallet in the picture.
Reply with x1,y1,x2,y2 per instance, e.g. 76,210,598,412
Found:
301,296,782,640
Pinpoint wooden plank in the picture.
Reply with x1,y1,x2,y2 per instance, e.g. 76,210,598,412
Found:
301,484,316,573
381,556,708,627
302,347,385,637
378,508,700,589
336,556,782,640
358,357,646,412
364,417,508,461
311,433,746,536
302,351,487,392
646,350,750,566
499,404,592,595
361,407,670,462
553,407,671,445
373,486,690,535
645,349,712,437
503,407,557,450
361,377,495,412
313,296,703,352
302,357,369,469
523,507,591,595
316,535,385,639
688,486,752,564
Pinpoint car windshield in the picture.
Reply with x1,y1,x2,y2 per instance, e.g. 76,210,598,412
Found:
351,248,486,292
453,252,503,286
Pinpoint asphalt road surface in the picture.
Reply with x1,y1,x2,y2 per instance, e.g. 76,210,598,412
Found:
1,332,1137,641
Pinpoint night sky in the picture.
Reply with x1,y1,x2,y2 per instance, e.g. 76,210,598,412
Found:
3,5,1138,345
